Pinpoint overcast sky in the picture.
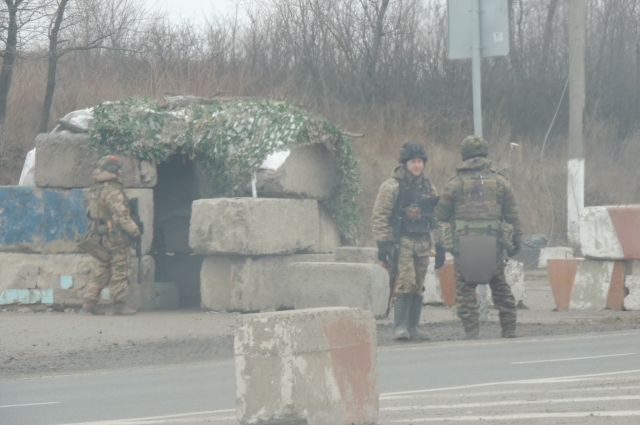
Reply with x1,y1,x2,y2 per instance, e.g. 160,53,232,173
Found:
148,0,239,24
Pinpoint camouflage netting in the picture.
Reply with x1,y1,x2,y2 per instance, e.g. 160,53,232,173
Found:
88,97,360,244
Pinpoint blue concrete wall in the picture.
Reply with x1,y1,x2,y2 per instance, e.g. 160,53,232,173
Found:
0,187,88,250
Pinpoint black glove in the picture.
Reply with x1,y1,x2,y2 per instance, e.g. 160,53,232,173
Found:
377,240,394,263
435,243,446,269
508,238,521,257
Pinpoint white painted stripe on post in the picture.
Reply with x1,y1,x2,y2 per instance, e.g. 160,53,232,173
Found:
511,352,636,364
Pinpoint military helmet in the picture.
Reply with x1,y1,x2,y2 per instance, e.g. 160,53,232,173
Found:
399,141,428,163
97,155,122,173
460,135,489,161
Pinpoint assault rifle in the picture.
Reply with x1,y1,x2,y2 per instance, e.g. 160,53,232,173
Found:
129,198,144,285
384,240,401,318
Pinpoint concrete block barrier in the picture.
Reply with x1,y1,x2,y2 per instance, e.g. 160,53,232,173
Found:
308,206,342,253
190,198,319,255
624,276,640,310
547,258,625,310
34,133,157,188
200,254,333,312
246,144,340,200
0,253,154,309
581,205,640,259
154,282,180,310
290,262,389,318
334,246,378,264
126,256,156,311
0,186,153,255
423,260,443,304
235,307,378,425
538,247,574,268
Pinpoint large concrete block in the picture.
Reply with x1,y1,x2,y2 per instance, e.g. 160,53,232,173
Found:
0,253,155,309
538,247,574,268
246,144,340,200
484,260,526,307
624,276,640,311
308,205,341,253
201,254,334,312
423,260,443,304
334,246,378,264
126,256,156,312
580,206,640,259
34,133,157,188
235,307,378,425
190,198,319,255
290,263,389,318
548,258,625,310
0,186,153,255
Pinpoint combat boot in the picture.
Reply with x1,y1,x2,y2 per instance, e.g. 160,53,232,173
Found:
393,294,411,340
501,327,517,338
464,330,480,340
82,302,105,316
112,303,137,316
408,294,429,341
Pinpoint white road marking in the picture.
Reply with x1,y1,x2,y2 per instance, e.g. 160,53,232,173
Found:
61,409,235,425
381,385,640,400
512,352,636,364
381,394,640,411
378,330,640,353
0,401,60,408
380,368,640,397
392,410,640,422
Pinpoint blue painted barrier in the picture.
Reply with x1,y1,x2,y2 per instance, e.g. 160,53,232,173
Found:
0,186,88,252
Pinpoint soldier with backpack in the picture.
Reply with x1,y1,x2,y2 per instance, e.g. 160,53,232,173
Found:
435,136,523,339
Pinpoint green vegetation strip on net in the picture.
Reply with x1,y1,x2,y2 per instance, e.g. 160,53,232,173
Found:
88,97,359,244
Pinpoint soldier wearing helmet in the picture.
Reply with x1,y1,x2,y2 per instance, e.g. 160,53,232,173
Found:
435,136,523,339
82,155,140,315
372,141,445,341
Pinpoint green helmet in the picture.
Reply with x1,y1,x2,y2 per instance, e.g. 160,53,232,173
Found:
96,155,122,173
460,135,489,161
399,141,428,163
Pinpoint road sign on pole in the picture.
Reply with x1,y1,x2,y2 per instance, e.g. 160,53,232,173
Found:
448,0,510,321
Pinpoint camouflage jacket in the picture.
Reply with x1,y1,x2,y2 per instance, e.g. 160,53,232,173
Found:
371,165,442,243
434,157,522,241
91,168,140,239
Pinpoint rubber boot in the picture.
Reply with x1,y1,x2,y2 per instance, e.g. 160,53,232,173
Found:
393,294,411,340
408,295,429,341
112,303,137,316
82,302,105,316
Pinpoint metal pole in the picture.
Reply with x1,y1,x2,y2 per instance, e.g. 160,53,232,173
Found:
471,0,488,322
471,0,483,137
568,0,586,249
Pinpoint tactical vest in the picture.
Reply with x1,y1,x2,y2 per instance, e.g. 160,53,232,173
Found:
88,183,112,221
392,177,436,235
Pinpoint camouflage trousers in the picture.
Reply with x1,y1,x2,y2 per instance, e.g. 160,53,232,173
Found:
394,234,431,296
84,233,132,306
454,258,516,335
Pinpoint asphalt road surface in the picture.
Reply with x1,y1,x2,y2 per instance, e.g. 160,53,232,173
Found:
2,330,639,425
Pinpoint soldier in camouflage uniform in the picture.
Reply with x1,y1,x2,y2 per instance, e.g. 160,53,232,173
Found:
372,142,446,341
435,136,523,339
82,156,140,316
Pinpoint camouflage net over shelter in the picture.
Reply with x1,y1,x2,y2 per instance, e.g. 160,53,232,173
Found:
88,97,360,244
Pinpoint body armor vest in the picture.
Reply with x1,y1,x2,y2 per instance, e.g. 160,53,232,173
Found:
453,170,502,222
88,184,111,221
393,177,436,235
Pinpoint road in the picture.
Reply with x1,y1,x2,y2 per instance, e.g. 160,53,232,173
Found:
2,330,639,424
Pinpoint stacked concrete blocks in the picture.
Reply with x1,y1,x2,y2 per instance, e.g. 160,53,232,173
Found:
289,262,389,318
235,307,378,425
0,132,157,310
547,206,640,311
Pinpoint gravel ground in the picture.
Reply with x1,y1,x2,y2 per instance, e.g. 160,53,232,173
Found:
1,270,639,380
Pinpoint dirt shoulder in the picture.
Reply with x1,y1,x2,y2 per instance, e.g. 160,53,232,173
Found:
1,270,639,380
